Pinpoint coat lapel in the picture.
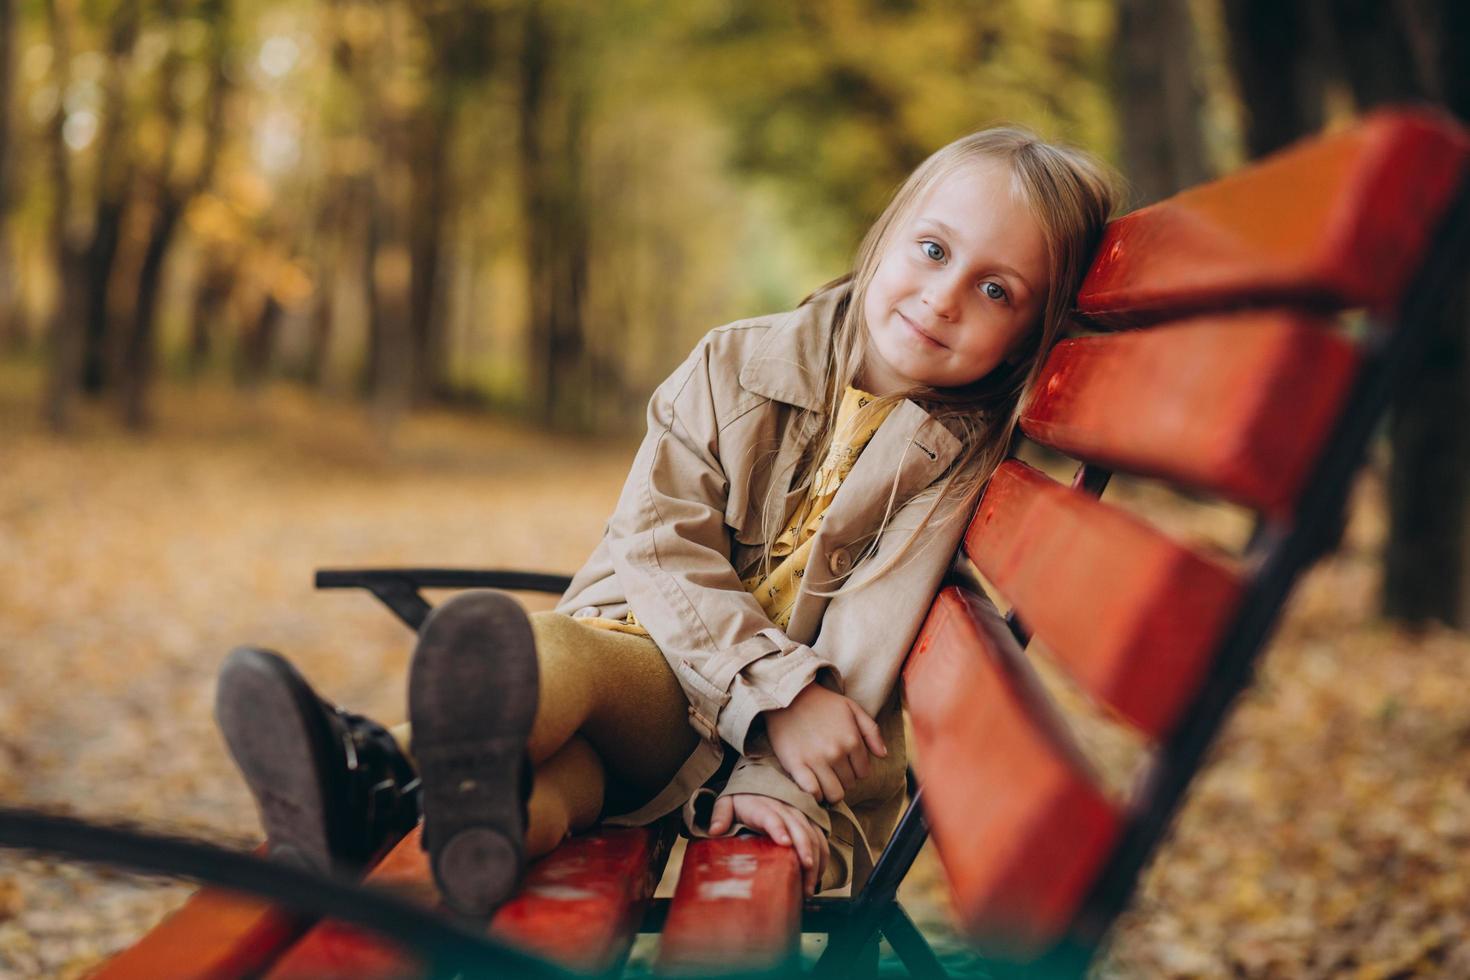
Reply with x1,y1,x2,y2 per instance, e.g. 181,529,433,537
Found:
784,400,963,643
732,281,969,646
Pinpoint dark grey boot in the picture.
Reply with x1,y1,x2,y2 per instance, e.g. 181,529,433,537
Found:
409,591,538,917
215,647,421,876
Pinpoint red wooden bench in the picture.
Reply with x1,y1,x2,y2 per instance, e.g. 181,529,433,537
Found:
83,107,1470,978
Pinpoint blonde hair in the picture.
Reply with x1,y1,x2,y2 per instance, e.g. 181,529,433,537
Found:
756,126,1119,593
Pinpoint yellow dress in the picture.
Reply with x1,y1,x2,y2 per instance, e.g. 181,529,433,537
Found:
586,385,895,636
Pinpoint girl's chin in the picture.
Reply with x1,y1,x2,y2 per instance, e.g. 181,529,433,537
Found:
867,346,946,393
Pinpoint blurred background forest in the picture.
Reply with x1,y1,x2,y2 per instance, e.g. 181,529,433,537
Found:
1,0,1467,622
3,0,1470,976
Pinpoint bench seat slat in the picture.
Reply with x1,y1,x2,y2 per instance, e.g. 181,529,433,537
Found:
491,825,671,974
92,843,319,980
655,836,802,976
965,461,1244,737
1022,312,1360,515
91,884,310,980
1078,109,1470,325
264,827,436,979
265,824,668,978
905,587,1121,953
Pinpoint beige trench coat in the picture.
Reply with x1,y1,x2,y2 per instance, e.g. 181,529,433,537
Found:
553,285,980,891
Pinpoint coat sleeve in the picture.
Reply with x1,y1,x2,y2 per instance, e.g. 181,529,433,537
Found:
605,338,835,755
681,483,989,893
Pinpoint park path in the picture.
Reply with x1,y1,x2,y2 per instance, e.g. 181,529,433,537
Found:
1,375,1467,977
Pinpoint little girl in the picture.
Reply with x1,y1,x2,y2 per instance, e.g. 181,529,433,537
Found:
215,126,1117,915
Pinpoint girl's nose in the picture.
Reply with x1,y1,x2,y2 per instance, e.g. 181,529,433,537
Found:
922,273,964,321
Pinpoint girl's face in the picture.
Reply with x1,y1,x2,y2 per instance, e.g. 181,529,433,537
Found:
860,159,1050,395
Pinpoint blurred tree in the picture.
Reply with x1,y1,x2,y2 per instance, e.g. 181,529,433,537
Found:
1111,0,1212,203
117,0,232,428
80,0,141,397
297,0,364,389
41,0,88,431
1363,2,1470,630
1221,0,1470,629
0,0,19,350
405,0,496,404
15,0,1123,436
1219,0,1326,157
362,4,414,435
685,0,1117,254
518,0,591,430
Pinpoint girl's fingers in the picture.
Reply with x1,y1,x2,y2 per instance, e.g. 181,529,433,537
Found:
791,764,823,802
778,809,818,895
812,763,845,805
779,809,812,868
850,702,888,757
709,796,734,835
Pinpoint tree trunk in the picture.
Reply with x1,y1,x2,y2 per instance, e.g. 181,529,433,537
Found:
187,257,233,374
408,93,453,403
518,3,590,431
119,199,183,428
238,292,284,386
118,0,229,428
366,202,412,437
1219,0,1470,628
1219,0,1328,157
1112,0,1213,205
1366,0,1470,628
41,0,80,430
0,0,21,350
1384,269,1470,628
79,0,140,397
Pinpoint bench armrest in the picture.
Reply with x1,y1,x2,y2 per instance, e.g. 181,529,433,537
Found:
314,567,574,631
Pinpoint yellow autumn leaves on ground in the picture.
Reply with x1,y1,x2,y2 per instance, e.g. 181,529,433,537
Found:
1,371,1468,977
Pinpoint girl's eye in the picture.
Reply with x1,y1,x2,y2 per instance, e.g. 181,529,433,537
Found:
981,281,1007,302
920,241,945,262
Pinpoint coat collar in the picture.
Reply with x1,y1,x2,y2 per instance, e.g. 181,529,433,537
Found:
737,285,844,412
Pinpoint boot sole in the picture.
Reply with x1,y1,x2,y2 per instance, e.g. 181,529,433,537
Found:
409,592,539,917
215,647,345,876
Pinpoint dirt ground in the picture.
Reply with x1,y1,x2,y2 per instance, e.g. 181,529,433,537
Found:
2,366,1468,978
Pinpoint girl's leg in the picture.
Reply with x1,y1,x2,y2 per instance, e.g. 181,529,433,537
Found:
396,610,697,860
523,612,699,810
523,735,603,857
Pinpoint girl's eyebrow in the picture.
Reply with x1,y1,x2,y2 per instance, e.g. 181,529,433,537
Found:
917,217,1034,293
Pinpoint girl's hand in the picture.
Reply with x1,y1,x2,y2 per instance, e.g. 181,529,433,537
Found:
762,683,887,805
709,793,828,896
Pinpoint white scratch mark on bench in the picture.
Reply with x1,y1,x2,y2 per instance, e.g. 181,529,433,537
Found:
719,854,758,875
541,858,590,879
527,883,600,901
698,879,754,901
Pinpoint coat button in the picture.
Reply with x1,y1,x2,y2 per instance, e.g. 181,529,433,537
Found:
828,547,853,575
573,605,600,619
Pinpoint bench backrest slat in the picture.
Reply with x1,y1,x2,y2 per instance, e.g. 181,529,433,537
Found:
904,587,1122,953
908,108,1470,965
964,460,1244,737
1021,312,1360,516
1078,110,1470,325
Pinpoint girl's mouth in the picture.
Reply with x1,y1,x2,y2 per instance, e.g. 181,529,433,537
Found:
898,311,948,350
